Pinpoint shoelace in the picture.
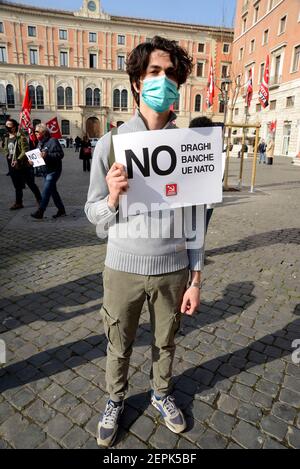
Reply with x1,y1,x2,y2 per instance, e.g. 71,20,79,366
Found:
102,402,121,426
162,396,178,417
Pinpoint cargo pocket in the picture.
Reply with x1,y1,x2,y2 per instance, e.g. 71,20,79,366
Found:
100,306,122,351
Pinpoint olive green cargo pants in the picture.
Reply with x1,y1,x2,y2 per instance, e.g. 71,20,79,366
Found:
100,266,189,402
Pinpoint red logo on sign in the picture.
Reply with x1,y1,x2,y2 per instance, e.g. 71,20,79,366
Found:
166,184,177,196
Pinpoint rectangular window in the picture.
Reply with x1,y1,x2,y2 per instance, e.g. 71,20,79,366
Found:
254,5,259,24
221,65,229,78
235,108,239,116
198,43,205,53
263,29,269,45
274,55,281,83
89,32,96,43
61,120,70,135
118,35,125,45
117,55,125,70
286,96,295,108
0,46,7,62
59,29,67,40
292,45,300,72
279,15,287,34
223,43,230,54
239,47,244,60
89,53,97,69
256,103,261,112
28,26,36,37
60,51,68,67
197,62,204,77
29,49,38,65
242,17,247,33
259,63,265,83
270,100,276,110
0,22,3,33
250,39,255,53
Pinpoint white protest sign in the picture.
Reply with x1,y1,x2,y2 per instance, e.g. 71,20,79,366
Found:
113,127,223,215
26,149,45,167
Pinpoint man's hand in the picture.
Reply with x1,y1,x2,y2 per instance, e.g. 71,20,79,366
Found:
106,162,129,209
40,151,47,159
180,286,200,316
11,160,17,168
28,160,34,166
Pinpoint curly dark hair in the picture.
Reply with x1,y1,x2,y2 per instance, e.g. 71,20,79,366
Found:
126,36,194,106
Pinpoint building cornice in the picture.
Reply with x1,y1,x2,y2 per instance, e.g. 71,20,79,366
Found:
0,1,234,36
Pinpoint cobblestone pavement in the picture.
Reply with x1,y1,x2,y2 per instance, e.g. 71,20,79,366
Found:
0,149,300,449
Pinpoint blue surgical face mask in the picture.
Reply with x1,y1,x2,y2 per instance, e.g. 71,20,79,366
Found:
141,75,179,113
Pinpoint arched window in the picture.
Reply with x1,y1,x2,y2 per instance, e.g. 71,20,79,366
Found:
36,86,44,109
65,87,72,109
86,88,93,106
57,86,64,109
28,85,36,108
113,89,120,110
94,88,100,107
195,94,202,112
121,89,128,111
6,84,15,108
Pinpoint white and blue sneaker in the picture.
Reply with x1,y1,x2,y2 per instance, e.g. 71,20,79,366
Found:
97,399,124,447
151,393,186,434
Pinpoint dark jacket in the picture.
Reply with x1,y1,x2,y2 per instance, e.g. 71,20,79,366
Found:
79,140,92,160
4,132,29,169
38,137,64,173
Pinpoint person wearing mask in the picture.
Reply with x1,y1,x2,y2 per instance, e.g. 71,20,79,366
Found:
79,135,92,172
31,123,66,219
4,119,41,210
85,36,204,448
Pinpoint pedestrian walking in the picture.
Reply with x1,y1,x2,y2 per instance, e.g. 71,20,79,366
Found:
85,36,203,448
79,135,92,172
4,118,41,210
258,139,267,164
266,138,275,165
31,123,66,219
74,136,81,152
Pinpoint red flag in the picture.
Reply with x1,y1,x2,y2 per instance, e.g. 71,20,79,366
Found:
206,57,215,108
46,117,62,139
19,84,36,143
269,120,277,133
245,68,253,108
258,55,270,108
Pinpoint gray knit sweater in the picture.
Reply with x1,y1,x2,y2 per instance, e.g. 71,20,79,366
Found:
85,111,204,275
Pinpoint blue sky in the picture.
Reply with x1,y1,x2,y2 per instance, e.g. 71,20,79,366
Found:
9,0,237,27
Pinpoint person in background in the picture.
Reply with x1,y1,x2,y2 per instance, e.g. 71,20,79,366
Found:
75,136,81,152
258,138,267,164
4,118,41,210
31,123,66,219
266,138,275,165
79,135,92,172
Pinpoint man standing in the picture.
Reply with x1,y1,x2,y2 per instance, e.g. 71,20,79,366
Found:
85,36,204,447
4,119,41,210
31,123,66,219
258,138,267,164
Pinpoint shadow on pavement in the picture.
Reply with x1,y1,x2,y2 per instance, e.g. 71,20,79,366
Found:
206,228,300,257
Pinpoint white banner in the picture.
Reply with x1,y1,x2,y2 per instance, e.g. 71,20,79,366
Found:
26,149,45,168
113,127,223,214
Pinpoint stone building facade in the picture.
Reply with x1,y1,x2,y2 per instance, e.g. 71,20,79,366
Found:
0,0,233,137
